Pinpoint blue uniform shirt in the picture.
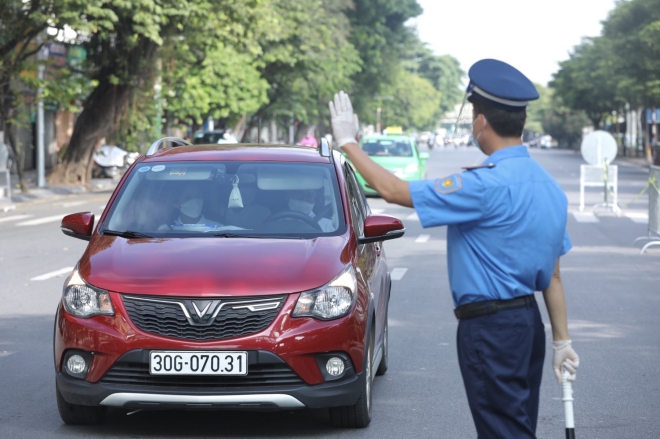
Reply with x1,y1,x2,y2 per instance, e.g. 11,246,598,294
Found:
409,146,571,307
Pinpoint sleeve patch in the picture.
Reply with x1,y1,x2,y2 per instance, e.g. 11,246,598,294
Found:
434,174,462,194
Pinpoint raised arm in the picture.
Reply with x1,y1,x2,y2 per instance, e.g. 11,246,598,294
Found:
329,92,413,207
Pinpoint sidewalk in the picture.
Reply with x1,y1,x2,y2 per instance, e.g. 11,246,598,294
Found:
4,169,119,206
613,155,654,169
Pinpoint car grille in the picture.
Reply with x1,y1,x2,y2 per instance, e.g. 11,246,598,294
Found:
100,361,304,388
122,295,285,341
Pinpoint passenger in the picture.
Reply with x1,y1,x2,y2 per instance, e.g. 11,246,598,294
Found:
160,183,223,230
285,189,334,232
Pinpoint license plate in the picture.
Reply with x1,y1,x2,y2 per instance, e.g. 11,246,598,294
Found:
149,351,248,376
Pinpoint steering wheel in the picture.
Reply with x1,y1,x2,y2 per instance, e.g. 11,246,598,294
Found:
265,210,322,231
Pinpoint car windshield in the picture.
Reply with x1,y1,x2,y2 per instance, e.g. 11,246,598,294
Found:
361,139,413,157
103,161,346,238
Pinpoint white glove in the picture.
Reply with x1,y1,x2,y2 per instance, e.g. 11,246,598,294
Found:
329,91,360,148
553,340,580,383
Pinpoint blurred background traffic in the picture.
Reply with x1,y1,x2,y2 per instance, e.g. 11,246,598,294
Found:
1,0,659,195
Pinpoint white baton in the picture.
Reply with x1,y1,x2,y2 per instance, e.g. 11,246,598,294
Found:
562,368,576,439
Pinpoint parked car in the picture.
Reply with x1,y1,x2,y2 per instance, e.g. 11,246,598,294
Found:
352,135,429,196
193,130,238,145
55,138,404,428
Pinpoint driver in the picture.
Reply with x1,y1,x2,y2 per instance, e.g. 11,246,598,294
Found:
160,183,223,230
285,189,334,232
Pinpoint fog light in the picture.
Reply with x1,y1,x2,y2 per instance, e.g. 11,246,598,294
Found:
66,355,86,374
326,357,345,376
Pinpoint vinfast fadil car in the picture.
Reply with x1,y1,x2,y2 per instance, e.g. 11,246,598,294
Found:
55,138,404,428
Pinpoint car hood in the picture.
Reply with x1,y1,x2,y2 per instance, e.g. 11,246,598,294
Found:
80,235,350,297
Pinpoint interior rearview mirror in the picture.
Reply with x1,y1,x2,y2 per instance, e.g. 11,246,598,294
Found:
61,212,95,241
359,214,405,244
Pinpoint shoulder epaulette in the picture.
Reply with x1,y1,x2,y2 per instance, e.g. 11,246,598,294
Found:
462,163,496,171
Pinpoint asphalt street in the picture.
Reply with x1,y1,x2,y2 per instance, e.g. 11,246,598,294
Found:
0,146,658,438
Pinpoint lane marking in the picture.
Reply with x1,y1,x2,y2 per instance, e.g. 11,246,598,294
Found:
16,214,65,226
572,212,599,223
415,234,430,243
31,266,73,281
0,214,33,223
406,212,419,221
60,201,86,207
625,212,648,224
390,268,408,281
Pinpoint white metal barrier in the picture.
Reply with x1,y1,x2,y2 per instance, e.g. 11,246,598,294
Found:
633,165,660,254
579,164,620,214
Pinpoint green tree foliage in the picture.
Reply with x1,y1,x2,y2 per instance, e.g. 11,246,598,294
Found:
0,0,115,190
378,68,442,130
254,0,360,129
551,0,660,162
402,39,464,116
525,83,553,135
551,37,622,129
345,0,423,118
542,95,590,148
602,0,660,106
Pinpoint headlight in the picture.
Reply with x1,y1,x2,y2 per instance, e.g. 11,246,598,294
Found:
62,267,114,318
404,163,418,173
293,266,357,320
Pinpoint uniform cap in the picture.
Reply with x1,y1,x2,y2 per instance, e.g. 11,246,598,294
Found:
467,59,538,112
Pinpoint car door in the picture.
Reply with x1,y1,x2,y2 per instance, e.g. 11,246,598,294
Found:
343,164,385,347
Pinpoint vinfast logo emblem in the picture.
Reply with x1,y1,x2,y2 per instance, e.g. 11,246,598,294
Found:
185,300,221,325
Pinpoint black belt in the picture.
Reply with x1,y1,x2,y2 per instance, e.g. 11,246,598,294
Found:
454,295,536,320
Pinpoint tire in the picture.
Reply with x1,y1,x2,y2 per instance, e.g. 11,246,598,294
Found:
56,384,106,425
375,309,388,376
330,329,373,428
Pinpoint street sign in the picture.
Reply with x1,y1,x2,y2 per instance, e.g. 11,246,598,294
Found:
581,130,617,166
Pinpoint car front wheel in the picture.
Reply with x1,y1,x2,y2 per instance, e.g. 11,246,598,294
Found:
56,384,106,425
330,329,373,428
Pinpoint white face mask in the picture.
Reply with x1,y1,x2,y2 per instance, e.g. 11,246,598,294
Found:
472,115,487,152
179,198,203,218
289,199,314,215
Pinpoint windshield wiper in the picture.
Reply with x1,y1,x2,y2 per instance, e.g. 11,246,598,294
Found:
211,233,303,239
102,229,154,239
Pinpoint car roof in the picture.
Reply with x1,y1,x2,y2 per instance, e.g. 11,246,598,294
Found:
141,143,331,164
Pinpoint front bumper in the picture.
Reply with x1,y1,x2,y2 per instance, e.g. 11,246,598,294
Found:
56,349,363,410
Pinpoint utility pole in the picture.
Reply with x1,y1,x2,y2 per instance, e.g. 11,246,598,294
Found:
36,32,47,188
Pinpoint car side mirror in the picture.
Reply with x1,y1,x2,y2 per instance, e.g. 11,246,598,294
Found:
419,151,430,160
61,212,95,241
358,214,405,244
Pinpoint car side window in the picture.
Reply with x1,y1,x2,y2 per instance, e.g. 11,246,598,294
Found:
347,165,370,217
344,165,365,238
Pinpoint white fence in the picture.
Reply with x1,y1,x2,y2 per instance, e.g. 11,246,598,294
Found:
634,166,660,254
580,164,620,214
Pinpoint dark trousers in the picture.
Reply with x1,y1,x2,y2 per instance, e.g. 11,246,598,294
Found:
457,300,545,439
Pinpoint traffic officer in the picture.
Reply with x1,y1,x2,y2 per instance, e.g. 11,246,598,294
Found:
329,59,580,438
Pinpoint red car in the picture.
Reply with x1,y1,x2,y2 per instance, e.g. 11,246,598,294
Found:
55,138,404,428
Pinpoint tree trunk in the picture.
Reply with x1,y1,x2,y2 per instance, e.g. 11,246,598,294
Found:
0,79,28,193
48,37,158,185
48,80,131,185
4,122,28,193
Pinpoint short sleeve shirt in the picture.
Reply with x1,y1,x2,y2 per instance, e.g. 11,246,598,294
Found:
409,146,571,307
